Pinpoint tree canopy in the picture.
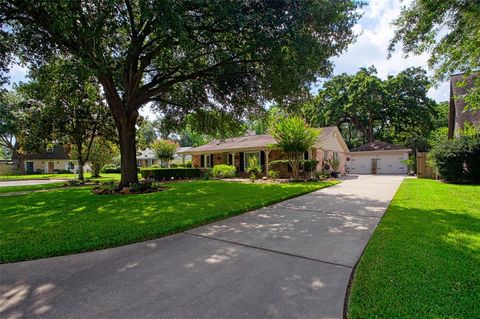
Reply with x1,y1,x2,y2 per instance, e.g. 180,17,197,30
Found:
307,66,438,149
389,0,480,109
20,59,115,179
1,0,362,185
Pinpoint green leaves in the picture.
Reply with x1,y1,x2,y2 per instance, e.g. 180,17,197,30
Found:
151,139,179,165
389,0,480,109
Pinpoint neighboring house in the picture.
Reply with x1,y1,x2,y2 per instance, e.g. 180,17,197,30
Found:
178,126,349,177
137,148,158,167
347,141,411,175
137,147,192,167
20,145,90,174
448,72,480,139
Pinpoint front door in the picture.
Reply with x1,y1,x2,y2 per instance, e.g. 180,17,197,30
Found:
48,162,54,173
371,159,377,174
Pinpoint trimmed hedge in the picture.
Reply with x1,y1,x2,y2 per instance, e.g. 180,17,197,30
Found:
140,168,204,180
430,134,480,183
100,164,121,174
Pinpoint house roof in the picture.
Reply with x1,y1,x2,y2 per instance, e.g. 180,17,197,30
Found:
23,145,71,160
138,147,193,160
350,141,408,152
178,126,339,154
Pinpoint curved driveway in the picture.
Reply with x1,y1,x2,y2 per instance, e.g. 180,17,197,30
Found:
0,175,404,319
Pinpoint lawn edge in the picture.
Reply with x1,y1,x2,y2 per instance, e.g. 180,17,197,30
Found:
342,178,405,319
1,180,339,264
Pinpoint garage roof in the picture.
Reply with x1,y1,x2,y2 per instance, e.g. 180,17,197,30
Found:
350,141,407,152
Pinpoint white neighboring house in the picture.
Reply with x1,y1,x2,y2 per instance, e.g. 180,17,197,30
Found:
137,147,192,167
347,141,411,175
22,145,91,174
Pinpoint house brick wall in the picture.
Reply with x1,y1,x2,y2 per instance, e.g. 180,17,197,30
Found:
313,148,347,175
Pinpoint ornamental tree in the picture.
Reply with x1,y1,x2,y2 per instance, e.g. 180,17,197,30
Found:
1,0,361,186
269,116,319,179
151,139,179,168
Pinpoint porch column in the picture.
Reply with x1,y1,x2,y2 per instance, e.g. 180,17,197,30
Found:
264,148,271,176
229,151,237,167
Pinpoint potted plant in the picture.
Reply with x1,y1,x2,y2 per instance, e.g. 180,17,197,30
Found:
329,158,340,178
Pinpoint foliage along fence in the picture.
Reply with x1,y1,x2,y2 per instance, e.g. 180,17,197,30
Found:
140,168,204,180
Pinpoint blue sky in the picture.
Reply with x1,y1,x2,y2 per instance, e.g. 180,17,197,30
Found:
6,0,449,118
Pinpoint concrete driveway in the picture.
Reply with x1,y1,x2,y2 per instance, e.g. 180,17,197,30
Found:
0,179,67,187
0,175,404,319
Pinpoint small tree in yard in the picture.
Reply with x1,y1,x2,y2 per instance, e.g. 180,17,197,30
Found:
89,139,119,178
270,116,319,179
151,140,179,168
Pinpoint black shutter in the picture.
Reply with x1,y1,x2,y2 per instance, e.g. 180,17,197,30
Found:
239,152,244,172
210,154,214,167
200,155,204,167
229,153,233,165
304,151,309,160
260,151,265,172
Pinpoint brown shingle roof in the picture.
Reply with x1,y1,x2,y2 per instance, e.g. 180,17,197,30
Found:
350,141,407,152
23,145,71,160
180,126,337,154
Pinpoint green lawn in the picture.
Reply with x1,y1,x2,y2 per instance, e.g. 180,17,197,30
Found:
0,180,337,263
348,179,480,319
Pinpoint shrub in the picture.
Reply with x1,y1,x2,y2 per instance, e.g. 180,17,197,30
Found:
212,164,236,178
246,156,262,178
0,164,18,176
184,160,193,168
140,168,203,180
430,134,480,183
268,170,279,180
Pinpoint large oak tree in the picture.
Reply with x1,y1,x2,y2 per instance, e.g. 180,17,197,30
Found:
1,0,361,185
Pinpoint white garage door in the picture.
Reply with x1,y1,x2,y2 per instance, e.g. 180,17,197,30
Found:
376,155,407,174
347,156,371,174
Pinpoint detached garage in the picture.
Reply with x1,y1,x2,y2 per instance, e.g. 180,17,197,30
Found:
346,141,411,175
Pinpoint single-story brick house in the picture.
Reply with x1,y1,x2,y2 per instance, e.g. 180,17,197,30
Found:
19,145,90,174
177,126,349,177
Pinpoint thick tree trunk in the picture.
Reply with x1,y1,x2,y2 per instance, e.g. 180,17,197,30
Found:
78,159,84,181
16,153,25,175
117,119,139,187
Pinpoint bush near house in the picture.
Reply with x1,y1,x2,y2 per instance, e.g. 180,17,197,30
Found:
430,134,480,183
140,167,203,180
212,165,236,178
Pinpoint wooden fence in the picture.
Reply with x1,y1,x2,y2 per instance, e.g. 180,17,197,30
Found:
416,152,436,179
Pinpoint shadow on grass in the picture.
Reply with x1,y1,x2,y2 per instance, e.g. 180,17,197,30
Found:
0,181,335,263
348,203,480,319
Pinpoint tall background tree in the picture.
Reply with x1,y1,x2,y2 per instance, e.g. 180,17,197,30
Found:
21,59,115,180
308,66,438,149
0,91,50,173
1,0,362,186
389,0,480,109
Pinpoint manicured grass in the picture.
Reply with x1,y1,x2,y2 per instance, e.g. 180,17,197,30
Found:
0,180,337,263
348,179,480,319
